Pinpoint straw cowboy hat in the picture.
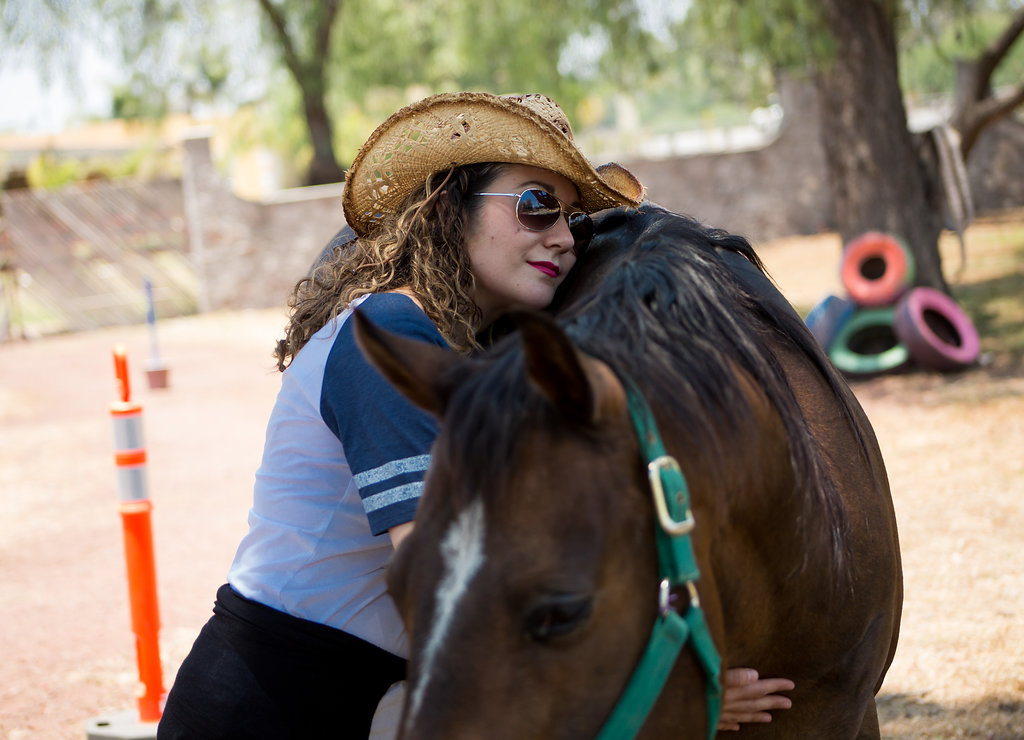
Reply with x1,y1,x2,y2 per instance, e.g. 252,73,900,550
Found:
341,91,645,237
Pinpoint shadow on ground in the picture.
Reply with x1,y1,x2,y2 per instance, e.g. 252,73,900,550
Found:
878,690,1024,739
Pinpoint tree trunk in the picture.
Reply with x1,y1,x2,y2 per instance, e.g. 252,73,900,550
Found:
303,88,346,186
255,0,345,187
813,0,948,293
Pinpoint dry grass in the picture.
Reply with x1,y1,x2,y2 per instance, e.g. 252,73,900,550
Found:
756,210,1024,739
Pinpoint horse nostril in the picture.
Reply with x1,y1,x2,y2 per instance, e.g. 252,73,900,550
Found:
523,594,593,642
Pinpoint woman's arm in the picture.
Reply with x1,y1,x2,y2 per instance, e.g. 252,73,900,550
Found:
389,522,415,551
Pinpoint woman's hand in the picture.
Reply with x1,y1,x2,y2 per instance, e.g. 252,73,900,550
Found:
717,668,795,731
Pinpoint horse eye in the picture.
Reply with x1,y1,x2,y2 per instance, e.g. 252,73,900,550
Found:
523,594,593,642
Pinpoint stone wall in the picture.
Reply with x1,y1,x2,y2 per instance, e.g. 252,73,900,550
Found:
967,116,1024,211
617,76,1024,245
182,83,1024,310
619,75,833,243
182,134,346,313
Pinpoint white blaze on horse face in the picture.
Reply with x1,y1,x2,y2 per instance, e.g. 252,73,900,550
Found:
406,499,486,728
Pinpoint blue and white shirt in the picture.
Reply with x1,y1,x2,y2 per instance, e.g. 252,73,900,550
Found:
228,293,445,658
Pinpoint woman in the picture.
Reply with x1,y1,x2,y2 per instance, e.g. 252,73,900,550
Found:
158,92,790,739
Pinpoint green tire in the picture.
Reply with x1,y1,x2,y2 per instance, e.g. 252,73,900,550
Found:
828,307,910,376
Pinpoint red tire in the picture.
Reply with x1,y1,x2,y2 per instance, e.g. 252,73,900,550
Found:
893,287,980,371
840,232,916,307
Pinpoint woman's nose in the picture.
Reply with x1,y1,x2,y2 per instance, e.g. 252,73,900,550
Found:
543,214,576,253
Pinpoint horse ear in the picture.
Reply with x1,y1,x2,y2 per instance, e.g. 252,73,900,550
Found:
352,308,460,418
512,310,619,424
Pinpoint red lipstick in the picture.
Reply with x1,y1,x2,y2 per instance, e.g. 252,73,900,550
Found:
528,261,559,278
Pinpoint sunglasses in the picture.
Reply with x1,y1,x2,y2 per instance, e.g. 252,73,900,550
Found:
474,188,594,254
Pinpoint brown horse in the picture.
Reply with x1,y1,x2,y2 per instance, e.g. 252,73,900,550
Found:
355,204,902,739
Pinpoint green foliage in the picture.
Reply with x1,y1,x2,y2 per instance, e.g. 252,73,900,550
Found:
224,80,319,187
5,0,1023,188
0,0,76,80
243,0,683,169
687,0,834,71
100,0,243,118
25,152,83,190
111,82,170,121
1,0,258,121
330,0,452,98
326,0,670,120
682,0,1024,106
900,6,1024,96
23,144,180,191
635,14,779,120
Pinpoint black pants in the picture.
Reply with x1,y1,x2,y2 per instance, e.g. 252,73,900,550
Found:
158,584,406,740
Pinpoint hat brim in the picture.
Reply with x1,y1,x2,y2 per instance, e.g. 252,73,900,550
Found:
342,92,644,237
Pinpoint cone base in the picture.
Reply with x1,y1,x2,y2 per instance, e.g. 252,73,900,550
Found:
84,710,158,739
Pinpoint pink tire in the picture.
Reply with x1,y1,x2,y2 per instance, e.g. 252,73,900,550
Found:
893,287,980,371
840,232,916,307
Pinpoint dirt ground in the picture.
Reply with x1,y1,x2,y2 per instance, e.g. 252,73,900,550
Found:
1,228,1022,739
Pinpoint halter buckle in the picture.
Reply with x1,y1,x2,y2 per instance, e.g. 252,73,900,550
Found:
647,455,695,536
658,578,673,616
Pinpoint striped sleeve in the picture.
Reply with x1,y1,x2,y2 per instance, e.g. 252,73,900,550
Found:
321,294,445,535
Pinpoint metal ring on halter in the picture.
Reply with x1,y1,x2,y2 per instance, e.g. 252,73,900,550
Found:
686,581,701,608
659,578,673,617
647,455,695,536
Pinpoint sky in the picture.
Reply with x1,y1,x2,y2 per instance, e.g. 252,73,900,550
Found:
0,0,124,134
0,51,118,134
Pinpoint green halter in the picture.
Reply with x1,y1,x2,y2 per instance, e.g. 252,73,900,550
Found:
594,379,722,740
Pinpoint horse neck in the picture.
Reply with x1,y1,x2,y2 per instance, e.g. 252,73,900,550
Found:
661,369,825,604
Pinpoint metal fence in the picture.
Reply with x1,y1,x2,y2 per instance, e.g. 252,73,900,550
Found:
0,178,196,339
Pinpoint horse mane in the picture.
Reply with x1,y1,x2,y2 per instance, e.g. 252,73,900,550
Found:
441,204,858,577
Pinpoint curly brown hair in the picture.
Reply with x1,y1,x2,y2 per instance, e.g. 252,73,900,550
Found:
273,163,507,370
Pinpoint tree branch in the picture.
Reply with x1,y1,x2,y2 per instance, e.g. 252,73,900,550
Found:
958,79,1024,157
971,80,1024,130
314,0,341,60
255,0,305,81
973,7,1024,98
952,8,1024,157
